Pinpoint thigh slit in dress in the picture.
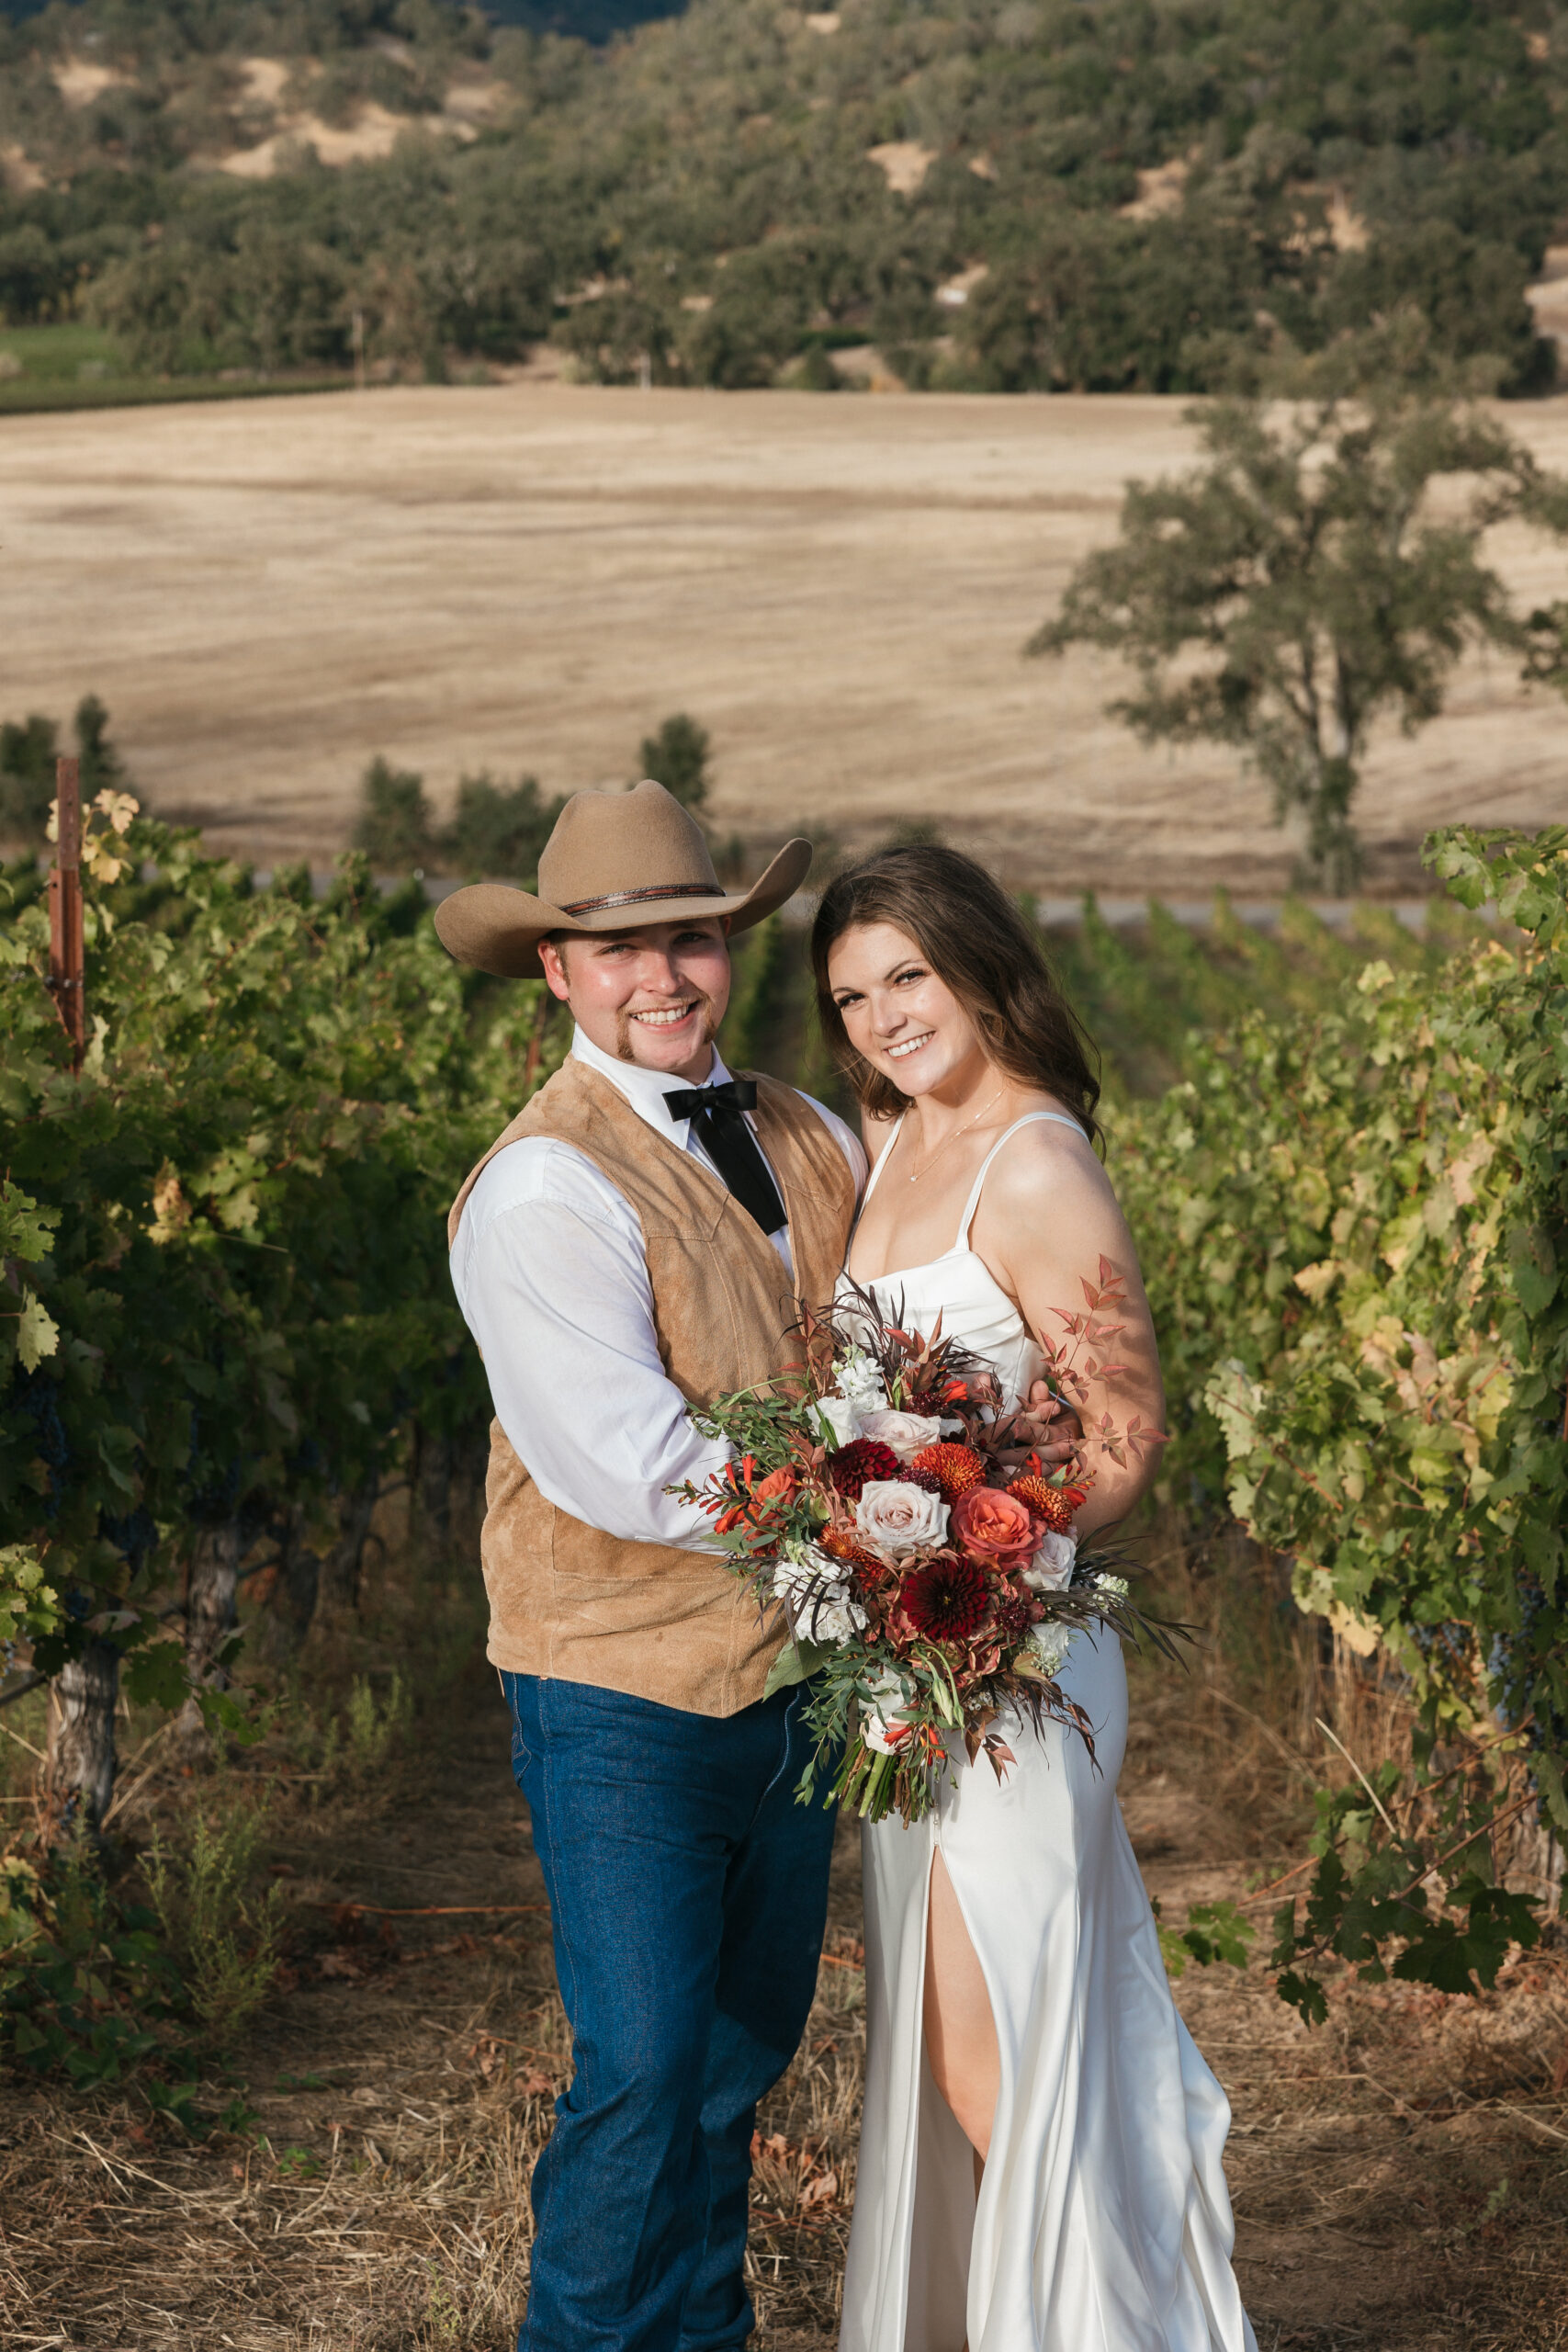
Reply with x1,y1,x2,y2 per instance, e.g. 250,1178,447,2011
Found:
839,1115,1258,2352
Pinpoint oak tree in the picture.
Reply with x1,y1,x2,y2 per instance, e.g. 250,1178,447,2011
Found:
1031,334,1568,888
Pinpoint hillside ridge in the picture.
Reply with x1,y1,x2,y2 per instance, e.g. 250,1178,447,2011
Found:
1,0,1565,391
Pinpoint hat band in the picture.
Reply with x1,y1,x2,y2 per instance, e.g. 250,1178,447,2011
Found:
559,880,728,917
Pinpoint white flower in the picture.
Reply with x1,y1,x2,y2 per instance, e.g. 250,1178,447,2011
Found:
772,1544,866,1646
837,1348,889,1414
1027,1622,1074,1677
818,1395,863,1448
1022,1530,1077,1592
1093,1572,1129,1604
857,1407,948,1461
812,1597,864,1645
861,1667,913,1755
855,1479,950,1556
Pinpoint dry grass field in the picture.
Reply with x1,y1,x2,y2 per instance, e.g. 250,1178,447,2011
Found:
5,384,1568,893
4,1517,1566,2352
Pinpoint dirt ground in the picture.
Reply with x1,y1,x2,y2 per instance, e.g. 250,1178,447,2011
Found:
4,1642,1564,2352
5,385,1568,894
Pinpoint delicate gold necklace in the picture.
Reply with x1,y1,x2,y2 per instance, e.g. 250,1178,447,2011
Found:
906,1085,1008,1184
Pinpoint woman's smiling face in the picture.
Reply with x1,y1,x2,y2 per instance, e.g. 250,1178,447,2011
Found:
826,921,985,1098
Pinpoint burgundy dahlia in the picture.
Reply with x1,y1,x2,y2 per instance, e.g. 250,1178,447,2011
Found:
899,1555,992,1643
827,1437,900,1500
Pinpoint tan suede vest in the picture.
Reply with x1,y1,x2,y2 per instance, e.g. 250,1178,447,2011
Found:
448,1059,857,1716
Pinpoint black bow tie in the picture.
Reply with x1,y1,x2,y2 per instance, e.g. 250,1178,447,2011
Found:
665,1079,786,1237
664,1079,759,1119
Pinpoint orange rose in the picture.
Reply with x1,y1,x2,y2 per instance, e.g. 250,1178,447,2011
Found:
951,1485,1038,1572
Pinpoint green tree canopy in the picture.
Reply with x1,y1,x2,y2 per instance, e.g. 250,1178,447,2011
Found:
638,712,712,814
353,753,434,870
1031,334,1568,888
0,697,130,842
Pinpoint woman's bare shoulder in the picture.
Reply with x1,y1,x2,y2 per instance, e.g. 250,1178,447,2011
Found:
980,1106,1121,1227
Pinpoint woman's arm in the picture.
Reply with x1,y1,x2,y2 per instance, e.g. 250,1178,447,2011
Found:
974,1126,1166,1538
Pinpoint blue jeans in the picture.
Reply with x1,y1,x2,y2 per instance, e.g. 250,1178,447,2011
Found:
501,1671,838,2352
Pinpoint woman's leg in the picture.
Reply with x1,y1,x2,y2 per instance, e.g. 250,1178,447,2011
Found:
923,1848,999,2161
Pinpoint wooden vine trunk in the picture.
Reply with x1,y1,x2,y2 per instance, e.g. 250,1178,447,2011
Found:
178,1520,243,1744
43,1639,120,1834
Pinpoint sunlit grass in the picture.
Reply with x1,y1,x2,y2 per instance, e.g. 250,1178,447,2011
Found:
0,321,354,413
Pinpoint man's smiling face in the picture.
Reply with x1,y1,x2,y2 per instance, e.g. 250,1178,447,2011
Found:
538,917,732,1084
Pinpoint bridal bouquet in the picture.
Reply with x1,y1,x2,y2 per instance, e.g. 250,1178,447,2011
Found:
671,1261,1173,1826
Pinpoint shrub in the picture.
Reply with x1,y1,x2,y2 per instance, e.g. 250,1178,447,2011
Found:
145,1794,285,2046
344,1668,413,1779
354,752,435,869
442,771,564,876
638,712,710,811
0,696,130,842
0,714,59,841
1,1836,186,2085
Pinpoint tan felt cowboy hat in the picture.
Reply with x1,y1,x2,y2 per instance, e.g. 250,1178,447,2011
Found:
433,780,812,978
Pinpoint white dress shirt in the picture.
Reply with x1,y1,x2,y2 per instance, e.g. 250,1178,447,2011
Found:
450,1027,867,1551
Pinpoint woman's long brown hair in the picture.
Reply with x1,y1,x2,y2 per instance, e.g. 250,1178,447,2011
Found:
810,844,1103,1148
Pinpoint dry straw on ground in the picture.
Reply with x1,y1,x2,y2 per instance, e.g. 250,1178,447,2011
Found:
3,1509,1565,2350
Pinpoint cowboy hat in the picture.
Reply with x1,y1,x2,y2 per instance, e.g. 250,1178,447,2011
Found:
432,780,812,978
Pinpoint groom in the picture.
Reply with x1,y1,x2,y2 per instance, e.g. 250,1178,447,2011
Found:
436,782,864,2352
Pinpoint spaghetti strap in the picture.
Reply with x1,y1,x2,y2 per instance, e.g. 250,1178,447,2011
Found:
859,1114,908,1210
954,1111,1084,1250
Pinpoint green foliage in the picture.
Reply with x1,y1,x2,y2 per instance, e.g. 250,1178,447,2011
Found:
145,1795,286,2044
354,755,567,876
723,912,791,1073
1032,345,1568,888
1,1838,186,2085
353,752,435,869
1036,887,1458,1108
1155,1897,1256,1979
0,695,130,842
344,1667,412,1776
638,712,711,813
0,1172,62,1377
1270,1758,1543,2025
443,770,565,877
2,0,1561,395
0,714,58,840
350,716,716,881
73,693,128,797
0,772,533,1730
1106,828,1567,2004
0,1543,60,1649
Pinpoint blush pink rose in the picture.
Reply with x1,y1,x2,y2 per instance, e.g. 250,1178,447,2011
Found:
857,1408,949,1462
951,1485,1038,1573
855,1479,950,1555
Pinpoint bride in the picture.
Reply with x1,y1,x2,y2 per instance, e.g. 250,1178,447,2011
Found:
811,843,1258,2352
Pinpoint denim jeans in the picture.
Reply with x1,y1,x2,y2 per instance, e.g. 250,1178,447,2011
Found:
501,1671,838,2352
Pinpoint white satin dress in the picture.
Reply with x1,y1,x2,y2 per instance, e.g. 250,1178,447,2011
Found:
840,1114,1258,2352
